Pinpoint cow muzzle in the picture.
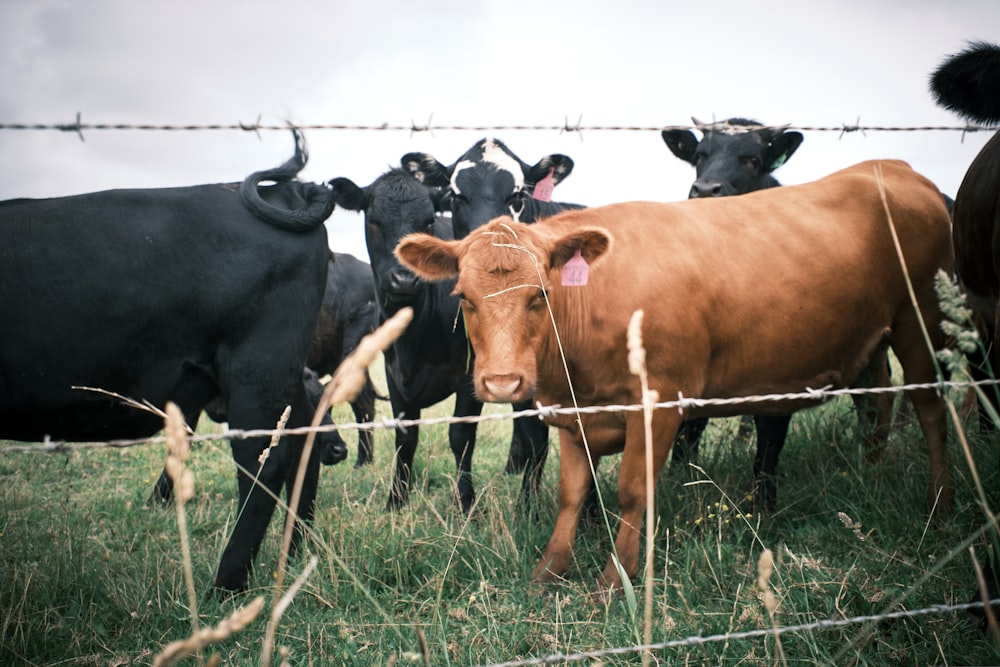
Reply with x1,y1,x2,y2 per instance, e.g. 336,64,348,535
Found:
386,267,420,298
319,431,349,465
482,374,527,403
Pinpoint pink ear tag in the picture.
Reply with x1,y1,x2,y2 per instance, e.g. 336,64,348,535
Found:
561,249,589,286
532,167,555,202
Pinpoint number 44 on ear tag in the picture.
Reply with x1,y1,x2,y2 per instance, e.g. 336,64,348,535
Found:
561,249,589,286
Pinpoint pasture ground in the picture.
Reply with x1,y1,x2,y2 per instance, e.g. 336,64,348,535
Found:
2,359,1000,666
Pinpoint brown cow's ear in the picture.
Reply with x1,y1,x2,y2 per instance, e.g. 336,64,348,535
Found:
548,227,612,269
395,233,461,281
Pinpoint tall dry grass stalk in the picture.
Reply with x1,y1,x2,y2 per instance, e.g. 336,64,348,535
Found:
627,309,658,667
164,402,199,643
756,548,785,666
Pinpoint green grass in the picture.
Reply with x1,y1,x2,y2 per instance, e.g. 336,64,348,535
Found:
2,366,999,666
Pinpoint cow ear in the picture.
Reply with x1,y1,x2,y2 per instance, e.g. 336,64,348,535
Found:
661,129,699,165
394,233,461,281
329,177,366,212
527,154,575,187
548,227,612,269
765,131,803,173
401,152,452,188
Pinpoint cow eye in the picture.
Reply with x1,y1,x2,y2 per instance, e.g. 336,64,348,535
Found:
529,289,548,310
746,156,762,169
456,292,476,312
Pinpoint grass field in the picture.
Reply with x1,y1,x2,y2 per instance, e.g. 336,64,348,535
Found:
2,358,1000,666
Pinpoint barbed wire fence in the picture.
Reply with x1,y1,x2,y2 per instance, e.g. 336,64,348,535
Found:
0,113,995,141
3,118,1000,664
2,378,997,455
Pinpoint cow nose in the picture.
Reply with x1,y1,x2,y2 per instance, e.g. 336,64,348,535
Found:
387,268,419,294
320,432,349,465
484,374,523,401
689,180,723,198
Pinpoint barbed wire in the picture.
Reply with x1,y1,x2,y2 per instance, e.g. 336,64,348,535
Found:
2,377,996,456
0,112,994,142
475,598,1000,667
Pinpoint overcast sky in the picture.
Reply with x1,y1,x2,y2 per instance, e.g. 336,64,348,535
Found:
0,0,997,260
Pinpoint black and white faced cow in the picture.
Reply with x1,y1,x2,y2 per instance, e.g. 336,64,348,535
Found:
0,131,344,592
662,117,803,198
401,138,584,482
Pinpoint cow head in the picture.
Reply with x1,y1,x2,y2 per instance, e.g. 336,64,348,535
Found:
330,170,447,307
661,117,803,198
401,138,575,238
394,219,611,403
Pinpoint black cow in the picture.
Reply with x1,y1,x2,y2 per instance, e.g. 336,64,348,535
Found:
400,138,584,484
661,118,816,506
329,169,492,513
931,39,1000,628
0,130,342,592
310,251,379,467
662,117,803,198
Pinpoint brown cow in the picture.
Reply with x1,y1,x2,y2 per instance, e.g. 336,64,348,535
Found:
395,159,954,594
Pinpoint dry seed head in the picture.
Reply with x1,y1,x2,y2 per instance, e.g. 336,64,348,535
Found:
323,307,414,407
259,405,292,465
757,548,779,614
177,469,195,503
153,596,265,666
164,402,190,463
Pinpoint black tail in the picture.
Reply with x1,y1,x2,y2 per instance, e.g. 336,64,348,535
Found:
930,41,1000,124
240,128,336,232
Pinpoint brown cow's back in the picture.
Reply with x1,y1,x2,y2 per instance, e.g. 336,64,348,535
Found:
507,160,952,415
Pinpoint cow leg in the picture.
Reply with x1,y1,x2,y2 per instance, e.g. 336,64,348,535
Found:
212,381,316,592
450,385,484,514
597,411,680,594
351,377,377,467
533,427,595,583
282,427,323,559
504,400,532,474
510,405,550,510
388,415,420,510
893,306,953,514
751,414,793,512
670,416,709,466
214,435,288,591
147,403,212,506
851,350,895,464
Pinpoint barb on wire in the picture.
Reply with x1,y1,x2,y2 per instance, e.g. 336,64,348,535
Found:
410,114,434,137
839,116,866,139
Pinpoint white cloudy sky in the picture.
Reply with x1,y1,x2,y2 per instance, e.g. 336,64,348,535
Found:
0,0,997,260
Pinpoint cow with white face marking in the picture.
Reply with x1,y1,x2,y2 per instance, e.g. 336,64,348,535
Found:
403,137,582,238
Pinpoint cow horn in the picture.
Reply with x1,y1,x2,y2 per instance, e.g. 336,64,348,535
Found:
691,116,708,130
